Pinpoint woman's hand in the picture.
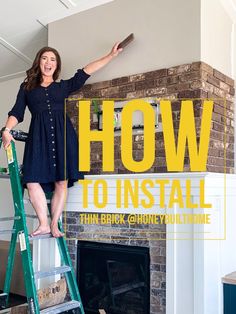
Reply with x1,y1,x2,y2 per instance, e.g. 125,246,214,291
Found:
109,42,123,58
2,131,15,150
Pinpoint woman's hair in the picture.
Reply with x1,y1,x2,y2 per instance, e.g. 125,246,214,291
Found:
23,46,61,91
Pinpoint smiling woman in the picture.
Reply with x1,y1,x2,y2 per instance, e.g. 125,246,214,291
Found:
24,47,62,91
1,43,123,238
40,52,57,80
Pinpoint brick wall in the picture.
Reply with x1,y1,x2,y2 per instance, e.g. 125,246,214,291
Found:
64,61,235,314
66,61,235,174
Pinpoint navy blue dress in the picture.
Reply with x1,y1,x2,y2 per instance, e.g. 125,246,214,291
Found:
8,69,90,192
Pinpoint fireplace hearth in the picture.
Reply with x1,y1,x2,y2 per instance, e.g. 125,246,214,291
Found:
77,241,150,314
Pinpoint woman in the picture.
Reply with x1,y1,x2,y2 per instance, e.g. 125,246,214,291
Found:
2,43,122,237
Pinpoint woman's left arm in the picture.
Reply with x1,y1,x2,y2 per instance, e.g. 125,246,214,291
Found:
83,42,122,75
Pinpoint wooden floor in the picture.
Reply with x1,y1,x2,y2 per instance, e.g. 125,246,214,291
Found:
0,304,27,314
0,291,26,312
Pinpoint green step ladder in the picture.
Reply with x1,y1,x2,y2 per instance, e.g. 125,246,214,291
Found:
0,130,84,314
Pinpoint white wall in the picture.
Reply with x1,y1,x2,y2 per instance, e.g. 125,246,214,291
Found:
49,0,236,174
0,76,32,240
201,0,234,79
216,0,236,171
48,0,236,83
48,0,200,83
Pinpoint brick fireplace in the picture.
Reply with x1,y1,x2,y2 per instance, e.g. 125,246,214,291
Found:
64,61,234,314
64,212,166,314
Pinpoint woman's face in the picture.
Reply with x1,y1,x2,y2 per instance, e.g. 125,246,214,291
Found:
40,51,57,79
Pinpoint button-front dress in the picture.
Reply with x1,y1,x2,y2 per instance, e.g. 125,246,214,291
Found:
8,69,90,192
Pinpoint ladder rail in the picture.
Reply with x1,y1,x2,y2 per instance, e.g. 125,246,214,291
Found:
2,222,17,305
0,136,39,311
2,140,40,313
0,135,84,314
46,196,84,313
57,225,82,301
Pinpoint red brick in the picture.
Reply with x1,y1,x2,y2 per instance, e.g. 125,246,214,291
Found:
81,83,92,91
220,81,230,93
207,76,220,88
100,86,119,97
91,80,110,90
166,76,179,85
111,76,129,86
213,87,226,98
119,83,135,93
145,87,166,96
168,64,191,75
145,69,167,80
156,77,168,86
229,86,235,96
191,62,213,75
208,148,220,157
129,73,146,82
206,165,224,172
226,94,234,102
190,80,203,89
225,76,234,87
211,112,222,123
167,83,190,93
127,90,146,98
202,81,214,93
179,71,201,82
135,80,156,90
213,69,226,82
213,122,224,132
178,90,201,98
208,157,225,166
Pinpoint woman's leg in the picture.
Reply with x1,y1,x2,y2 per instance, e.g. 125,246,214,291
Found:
27,183,50,236
50,180,67,237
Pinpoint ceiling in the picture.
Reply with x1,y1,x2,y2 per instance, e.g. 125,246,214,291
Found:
0,0,113,82
1,0,236,83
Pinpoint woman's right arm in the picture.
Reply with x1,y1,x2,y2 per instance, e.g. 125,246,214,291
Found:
1,116,18,149
2,83,27,149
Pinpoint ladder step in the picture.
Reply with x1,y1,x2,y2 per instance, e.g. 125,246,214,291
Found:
0,229,16,235
0,216,20,222
40,300,82,314
25,214,50,219
29,233,53,241
0,174,9,179
34,266,71,279
0,293,7,310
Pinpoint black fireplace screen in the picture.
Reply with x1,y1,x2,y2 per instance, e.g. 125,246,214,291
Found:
77,241,150,314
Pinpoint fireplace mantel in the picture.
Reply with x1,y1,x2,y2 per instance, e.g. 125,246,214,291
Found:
65,172,236,314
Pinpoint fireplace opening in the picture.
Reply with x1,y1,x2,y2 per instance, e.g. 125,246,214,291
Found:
77,241,150,314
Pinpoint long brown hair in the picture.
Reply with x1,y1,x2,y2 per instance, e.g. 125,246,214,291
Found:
24,47,61,91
